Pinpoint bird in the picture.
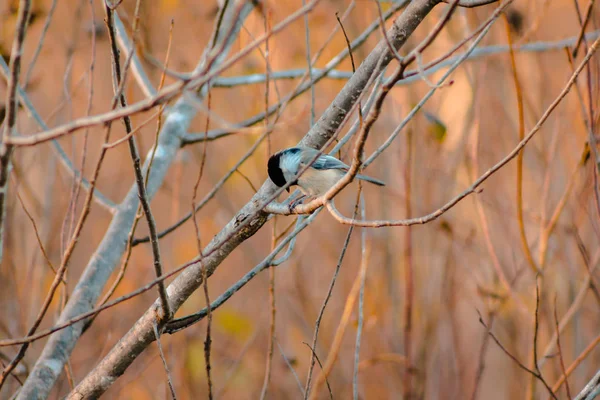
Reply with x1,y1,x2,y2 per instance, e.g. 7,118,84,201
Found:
267,146,385,204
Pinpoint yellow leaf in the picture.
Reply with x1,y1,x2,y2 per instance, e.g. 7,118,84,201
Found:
214,308,254,341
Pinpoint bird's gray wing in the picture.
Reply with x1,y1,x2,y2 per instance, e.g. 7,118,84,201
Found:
311,154,350,171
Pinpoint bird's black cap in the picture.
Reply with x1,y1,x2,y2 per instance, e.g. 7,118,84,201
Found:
268,152,286,188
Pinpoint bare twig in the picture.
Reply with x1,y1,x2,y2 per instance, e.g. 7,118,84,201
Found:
206,31,600,89
305,197,359,397
532,280,557,399
442,0,498,6
402,128,414,399
572,0,596,58
308,215,373,400
539,251,600,369
469,312,495,400
354,193,367,400
260,262,276,400
505,14,540,274
152,318,177,400
478,307,557,400
276,339,305,397
23,0,57,86
552,334,600,395
554,297,572,400
0,0,31,264
105,1,171,319
114,12,156,97
303,342,333,399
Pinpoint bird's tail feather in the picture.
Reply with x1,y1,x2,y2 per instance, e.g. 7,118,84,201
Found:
356,174,385,186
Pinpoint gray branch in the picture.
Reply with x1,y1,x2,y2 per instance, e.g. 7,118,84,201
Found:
114,13,157,98
14,2,256,399
209,30,600,88
576,370,600,400
68,0,441,398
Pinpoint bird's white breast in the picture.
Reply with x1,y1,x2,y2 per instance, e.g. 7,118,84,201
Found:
297,168,344,196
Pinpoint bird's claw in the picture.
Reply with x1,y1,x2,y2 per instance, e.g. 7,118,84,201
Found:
288,195,307,212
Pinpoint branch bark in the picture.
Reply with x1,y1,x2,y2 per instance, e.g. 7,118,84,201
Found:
14,2,255,399
68,0,441,398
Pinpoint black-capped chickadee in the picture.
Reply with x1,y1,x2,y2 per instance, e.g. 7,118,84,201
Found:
267,146,385,199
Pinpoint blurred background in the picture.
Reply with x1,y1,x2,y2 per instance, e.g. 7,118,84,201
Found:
1,0,600,398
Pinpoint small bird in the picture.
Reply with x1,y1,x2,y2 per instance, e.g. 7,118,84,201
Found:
267,146,385,201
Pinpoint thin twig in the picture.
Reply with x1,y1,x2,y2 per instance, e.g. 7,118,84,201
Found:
478,309,557,400
153,317,177,399
304,195,360,398
554,297,572,400
0,0,31,265
532,279,557,399
276,339,305,397
402,127,414,399
572,0,596,58
354,192,367,400
469,312,495,400
551,334,600,395
105,0,171,319
303,342,333,399
504,14,539,274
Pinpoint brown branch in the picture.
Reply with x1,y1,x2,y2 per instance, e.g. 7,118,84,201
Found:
551,334,600,395
152,317,177,400
308,218,372,400
0,0,31,264
478,307,557,400
305,192,360,398
505,14,540,274
554,297,572,400
303,342,333,400
572,0,596,58
441,0,498,6
104,1,171,319
531,280,557,399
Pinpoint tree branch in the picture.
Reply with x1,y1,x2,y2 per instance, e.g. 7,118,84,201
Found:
442,0,498,6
